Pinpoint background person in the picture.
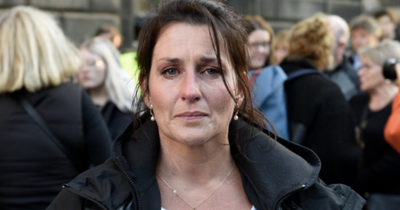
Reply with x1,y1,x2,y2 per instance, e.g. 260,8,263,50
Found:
48,1,365,209
374,9,399,41
325,15,359,101
280,13,360,187
350,40,400,210
94,25,137,92
0,6,111,209
94,24,123,49
78,37,135,139
270,28,291,65
349,15,381,70
244,15,289,140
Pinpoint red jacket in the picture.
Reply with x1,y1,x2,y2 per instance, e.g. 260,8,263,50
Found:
385,91,400,153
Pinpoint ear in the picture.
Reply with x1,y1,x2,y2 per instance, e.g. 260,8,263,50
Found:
236,90,244,107
140,74,151,108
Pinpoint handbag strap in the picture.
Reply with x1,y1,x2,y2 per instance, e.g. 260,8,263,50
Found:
13,94,82,171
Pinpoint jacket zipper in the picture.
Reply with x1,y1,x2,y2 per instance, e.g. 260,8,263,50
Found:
115,157,142,210
62,184,108,210
273,184,306,210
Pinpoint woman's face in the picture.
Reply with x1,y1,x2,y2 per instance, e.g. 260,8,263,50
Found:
78,49,106,90
146,22,240,146
358,56,385,92
248,29,271,69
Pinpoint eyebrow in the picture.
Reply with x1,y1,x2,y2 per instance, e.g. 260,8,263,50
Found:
157,56,225,64
157,57,181,63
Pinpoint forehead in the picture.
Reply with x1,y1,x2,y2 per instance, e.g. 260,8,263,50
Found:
248,29,270,41
360,55,376,64
80,48,100,59
156,23,211,47
352,27,371,35
153,22,230,62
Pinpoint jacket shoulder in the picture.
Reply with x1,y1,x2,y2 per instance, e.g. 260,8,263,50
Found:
292,179,366,210
48,158,133,210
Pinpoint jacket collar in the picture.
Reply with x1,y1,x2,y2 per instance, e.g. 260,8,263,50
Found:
69,113,321,210
117,114,321,209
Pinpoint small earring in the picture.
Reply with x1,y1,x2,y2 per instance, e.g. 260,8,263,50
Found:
233,103,239,121
150,104,155,121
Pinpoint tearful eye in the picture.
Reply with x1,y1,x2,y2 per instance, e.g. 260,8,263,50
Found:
162,68,178,76
205,68,221,75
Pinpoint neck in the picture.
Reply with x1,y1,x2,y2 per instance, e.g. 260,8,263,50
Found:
368,83,398,111
89,86,108,107
156,137,235,186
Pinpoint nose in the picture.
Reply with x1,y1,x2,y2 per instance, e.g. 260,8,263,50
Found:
357,68,364,78
180,69,201,102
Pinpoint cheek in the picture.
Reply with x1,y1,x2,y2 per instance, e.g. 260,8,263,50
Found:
207,85,235,113
94,69,107,85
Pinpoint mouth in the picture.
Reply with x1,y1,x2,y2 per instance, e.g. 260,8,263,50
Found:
175,111,208,121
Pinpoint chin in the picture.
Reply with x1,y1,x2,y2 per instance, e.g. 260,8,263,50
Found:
177,133,211,146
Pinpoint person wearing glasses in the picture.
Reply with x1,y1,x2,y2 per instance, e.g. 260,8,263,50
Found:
245,15,289,140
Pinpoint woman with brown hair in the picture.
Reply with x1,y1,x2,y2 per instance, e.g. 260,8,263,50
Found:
244,15,289,140
48,1,364,209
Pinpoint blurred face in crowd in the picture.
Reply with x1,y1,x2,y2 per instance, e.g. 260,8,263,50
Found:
351,27,379,53
377,15,396,40
273,43,289,65
78,49,106,90
145,22,239,147
358,55,385,92
248,29,271,69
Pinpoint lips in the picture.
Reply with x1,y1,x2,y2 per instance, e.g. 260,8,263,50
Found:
175,111,208,120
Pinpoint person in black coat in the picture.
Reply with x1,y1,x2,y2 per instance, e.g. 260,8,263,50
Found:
48,1,365,209
0,6,111,209
350,40,400,210
78,37,135,139
280,13,360,187
325,15,360,101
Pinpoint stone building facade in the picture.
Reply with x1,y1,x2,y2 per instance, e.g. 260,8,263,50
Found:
0,0,399,52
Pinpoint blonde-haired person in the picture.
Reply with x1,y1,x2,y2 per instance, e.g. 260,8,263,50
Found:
270,29,291,65
280,13,360,187
78,37,135,139
0,6,112,209
349,39,400,210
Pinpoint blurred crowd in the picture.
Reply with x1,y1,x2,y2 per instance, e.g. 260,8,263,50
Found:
1,3,400,210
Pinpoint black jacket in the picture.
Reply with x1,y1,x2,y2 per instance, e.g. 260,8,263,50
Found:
0,82,112,210
350,93,400,195
101,101,133,140
281,59,360,187
325,55,360,101
48,113,365,210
